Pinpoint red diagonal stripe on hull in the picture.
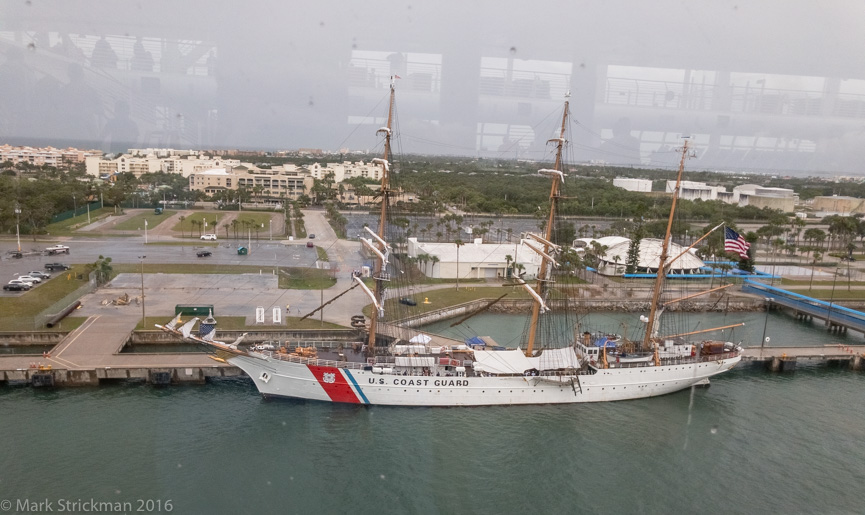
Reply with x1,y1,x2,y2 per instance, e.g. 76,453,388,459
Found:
307,365,361,404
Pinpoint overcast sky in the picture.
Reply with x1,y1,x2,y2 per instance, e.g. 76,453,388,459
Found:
1,1,864,173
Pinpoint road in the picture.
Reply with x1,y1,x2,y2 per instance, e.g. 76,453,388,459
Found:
0,209,377,326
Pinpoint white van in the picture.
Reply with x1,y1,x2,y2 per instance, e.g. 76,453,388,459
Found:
200,234,218,241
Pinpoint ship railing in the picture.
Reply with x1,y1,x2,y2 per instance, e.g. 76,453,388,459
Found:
605,351,740,368
260,351,369,371
259,350,597,378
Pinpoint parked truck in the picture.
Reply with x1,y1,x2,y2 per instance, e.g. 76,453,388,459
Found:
45,245,70,255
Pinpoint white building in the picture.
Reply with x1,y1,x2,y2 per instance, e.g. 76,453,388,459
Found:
613,177,652,192
598,238,705,276
572,236,630,252
734,184,797,212
87,152,241,178
406,237,542,279
85,153,162,178
160,155,241,177
188,165,313,199
308,161,384,182
666,180,727,201
1,145,100,167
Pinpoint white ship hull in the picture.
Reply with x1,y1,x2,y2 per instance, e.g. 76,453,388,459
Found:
227,353,741,406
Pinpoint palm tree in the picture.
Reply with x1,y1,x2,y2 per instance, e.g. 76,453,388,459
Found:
809,250,823,290
416,253,430,275
513,262,525,279
429,255,440,277
178,215,186,238
504,254,513,278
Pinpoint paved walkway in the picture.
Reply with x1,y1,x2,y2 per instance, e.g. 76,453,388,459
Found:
1,314,229,373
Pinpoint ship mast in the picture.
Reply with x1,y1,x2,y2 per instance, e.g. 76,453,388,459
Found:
525,93,569,357
642,139,690,360
366,77,396,349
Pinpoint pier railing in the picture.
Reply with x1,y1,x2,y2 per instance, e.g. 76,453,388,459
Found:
742,280,865,334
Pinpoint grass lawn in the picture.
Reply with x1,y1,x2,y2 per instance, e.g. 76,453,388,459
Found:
0,265,92,331
278,267,337,290
112,263,279,275
294,219,307,238
135,315,345,331
144,241,218,247
220,213,276,239
172,212,225,236
109,263,336,290
781,288,865,300
44,208,114,235
782,278,865,287
111,211,176,231
368,285,534,319
315,246,328,261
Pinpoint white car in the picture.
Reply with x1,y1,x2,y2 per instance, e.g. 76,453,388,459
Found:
8,279,34,288
17,275,42,283
200,234,218,241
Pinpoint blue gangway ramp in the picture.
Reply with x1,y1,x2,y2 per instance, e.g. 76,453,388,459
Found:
742,279,865,334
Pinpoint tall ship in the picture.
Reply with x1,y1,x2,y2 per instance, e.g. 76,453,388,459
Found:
158,79,743,406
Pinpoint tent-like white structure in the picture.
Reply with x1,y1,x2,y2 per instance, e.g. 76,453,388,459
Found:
598,238,705,276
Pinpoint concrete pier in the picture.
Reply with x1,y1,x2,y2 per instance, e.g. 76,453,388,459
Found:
1,314,369,387
0,315,244,386
742,345,865,372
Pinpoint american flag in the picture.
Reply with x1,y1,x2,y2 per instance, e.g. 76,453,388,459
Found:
725,227,751,259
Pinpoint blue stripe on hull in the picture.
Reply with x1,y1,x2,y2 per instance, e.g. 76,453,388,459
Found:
342,368,370,404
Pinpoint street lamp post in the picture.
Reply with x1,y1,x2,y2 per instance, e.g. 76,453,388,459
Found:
759,297,773,357
269,219,272,240
138,256,146,324
828,269,839,331
14,204,21,252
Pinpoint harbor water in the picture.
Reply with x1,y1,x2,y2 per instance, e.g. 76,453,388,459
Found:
1,312,864,514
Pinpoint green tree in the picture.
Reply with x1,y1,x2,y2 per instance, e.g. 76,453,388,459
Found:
454,239,465,290
625,222,644,274
90,255,113,286
738,231,759,273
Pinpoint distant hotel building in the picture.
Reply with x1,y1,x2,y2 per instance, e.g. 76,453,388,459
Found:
188,165,312,201
0,145,102,167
